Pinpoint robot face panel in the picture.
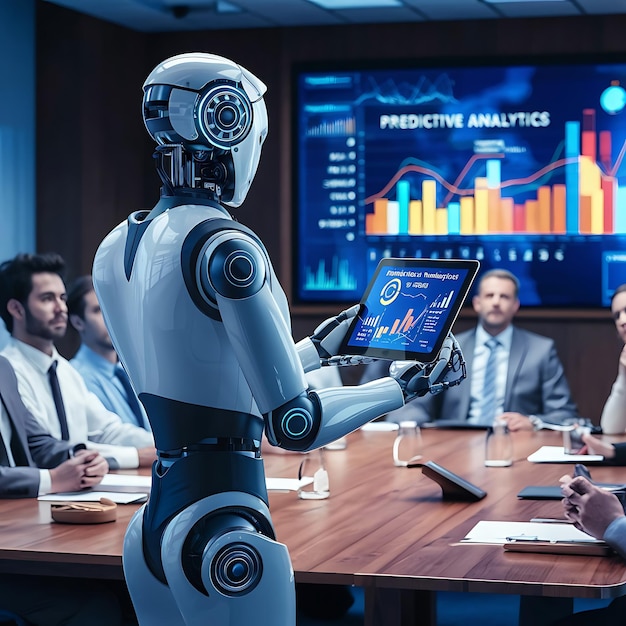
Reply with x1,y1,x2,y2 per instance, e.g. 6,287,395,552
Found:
142,52,268,207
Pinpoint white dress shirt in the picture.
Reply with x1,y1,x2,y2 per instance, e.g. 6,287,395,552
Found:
467,325,512,424
1,338,154,469
0,400,51,494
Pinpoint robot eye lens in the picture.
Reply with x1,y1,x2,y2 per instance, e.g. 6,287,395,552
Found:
198,84,252,149
218,105,237,127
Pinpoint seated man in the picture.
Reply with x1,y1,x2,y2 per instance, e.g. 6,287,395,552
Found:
359,268,578,431
0,353,107,496
0,252,155,469
68,275,151,431
557,463,626,625
0,354,123,624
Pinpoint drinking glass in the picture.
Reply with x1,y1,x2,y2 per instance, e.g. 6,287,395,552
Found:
484,419,513,467
297,448,330,499
392,420,423,467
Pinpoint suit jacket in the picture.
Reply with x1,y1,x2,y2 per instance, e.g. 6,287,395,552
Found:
0,356,71,497
361,325,578,426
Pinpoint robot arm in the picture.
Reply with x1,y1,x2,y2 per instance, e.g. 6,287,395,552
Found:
388,333,466,399
199,238,466,452
193,232,405,452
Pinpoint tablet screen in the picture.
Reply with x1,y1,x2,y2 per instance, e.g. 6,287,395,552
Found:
338,258,479,361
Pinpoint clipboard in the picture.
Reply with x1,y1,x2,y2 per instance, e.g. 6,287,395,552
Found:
504,541,613,556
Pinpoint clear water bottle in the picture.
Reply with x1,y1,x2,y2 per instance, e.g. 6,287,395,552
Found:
392,420,423,467
297,448,330,499
484,418,513,467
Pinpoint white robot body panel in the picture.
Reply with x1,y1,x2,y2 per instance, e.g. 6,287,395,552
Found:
123,506,187,625
94,203,287,417
143,53,266,100
216,288,308,414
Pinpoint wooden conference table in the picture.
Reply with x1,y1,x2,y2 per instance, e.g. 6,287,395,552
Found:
1,427,626,625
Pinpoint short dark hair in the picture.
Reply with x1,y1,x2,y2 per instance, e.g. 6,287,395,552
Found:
0,252,66,332
67,275,94,320
476,268,520,299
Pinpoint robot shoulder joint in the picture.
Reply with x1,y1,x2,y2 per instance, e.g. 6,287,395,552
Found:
202,234,267,300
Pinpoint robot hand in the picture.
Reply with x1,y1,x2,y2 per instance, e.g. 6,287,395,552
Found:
308,304,376,366
389,333,466,401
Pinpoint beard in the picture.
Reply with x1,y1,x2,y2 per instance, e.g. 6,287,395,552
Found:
24,307,67,341
95,335,115,352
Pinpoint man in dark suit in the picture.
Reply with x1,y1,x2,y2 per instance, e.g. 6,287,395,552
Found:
360,268,578,431
0,354,124,625
0,354,108,497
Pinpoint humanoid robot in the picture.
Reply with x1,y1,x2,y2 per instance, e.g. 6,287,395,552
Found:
92,52,466,625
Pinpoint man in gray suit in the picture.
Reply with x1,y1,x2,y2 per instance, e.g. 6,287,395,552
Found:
0,354,126,624
360,268,578,431
0,354,107,497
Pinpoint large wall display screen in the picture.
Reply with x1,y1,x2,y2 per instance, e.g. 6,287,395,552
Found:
293,58,626,307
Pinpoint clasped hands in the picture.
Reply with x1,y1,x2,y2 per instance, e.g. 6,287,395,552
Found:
49,449,109,494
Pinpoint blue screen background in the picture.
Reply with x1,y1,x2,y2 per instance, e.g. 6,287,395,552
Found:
295,60,626,308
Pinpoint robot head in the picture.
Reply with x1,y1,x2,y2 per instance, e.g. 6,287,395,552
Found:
143,53,268,207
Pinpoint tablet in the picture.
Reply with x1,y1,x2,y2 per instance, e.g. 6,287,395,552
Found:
418,460,487,501
338,258,479,361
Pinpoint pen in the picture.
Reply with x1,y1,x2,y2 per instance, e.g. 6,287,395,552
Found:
530,518,574,524
505,535,540,541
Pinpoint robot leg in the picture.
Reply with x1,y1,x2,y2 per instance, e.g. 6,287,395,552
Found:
125,493,295,625
124,505,186,625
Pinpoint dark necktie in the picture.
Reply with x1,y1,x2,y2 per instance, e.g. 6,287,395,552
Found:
48,361,70,440
479,337,500,425
8,424,28,466
114,364,145,428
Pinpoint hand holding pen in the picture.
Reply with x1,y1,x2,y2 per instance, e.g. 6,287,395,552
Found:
560,474,625,539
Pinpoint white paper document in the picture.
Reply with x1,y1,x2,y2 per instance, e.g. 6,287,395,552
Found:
38,474,314,502
266,477,314,492
99,474,314,493
100,474,152,489
361,422,399,432
38,491,148,504
527,446,603,463
461,520,604,545
101,474,314,492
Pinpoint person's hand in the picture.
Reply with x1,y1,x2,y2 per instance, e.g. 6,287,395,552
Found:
49,450,108,493
75,449,108,486
137,447,157,467
559,475,625,538
500,412,533,431
580,433,616,459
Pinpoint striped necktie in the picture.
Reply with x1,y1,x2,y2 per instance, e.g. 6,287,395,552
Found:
479,337,500,425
